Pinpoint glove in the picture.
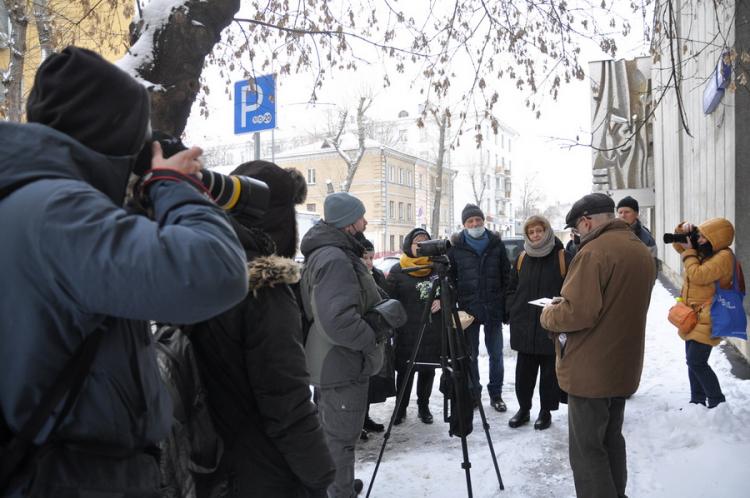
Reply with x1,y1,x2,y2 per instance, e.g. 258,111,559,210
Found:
364,310,394,343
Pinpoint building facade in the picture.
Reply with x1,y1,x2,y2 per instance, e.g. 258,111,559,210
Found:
651,0,750,360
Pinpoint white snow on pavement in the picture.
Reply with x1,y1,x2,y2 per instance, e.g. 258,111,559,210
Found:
357,280,750,497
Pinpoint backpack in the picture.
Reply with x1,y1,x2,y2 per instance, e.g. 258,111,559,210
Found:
153,325,224,498
516,249,568,278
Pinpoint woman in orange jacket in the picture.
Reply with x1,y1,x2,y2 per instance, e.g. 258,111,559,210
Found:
672,217,737,408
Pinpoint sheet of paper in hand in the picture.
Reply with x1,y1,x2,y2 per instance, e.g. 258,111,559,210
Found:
528,297,553,307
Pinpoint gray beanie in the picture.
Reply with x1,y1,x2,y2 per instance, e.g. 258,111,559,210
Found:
324,192,366,228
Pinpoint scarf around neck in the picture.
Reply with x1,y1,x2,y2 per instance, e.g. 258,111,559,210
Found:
523,227,556,257
400,253,432,277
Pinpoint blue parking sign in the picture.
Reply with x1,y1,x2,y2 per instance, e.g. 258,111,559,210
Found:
234,74,276,134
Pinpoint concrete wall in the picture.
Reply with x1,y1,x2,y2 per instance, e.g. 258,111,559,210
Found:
652,0,749,359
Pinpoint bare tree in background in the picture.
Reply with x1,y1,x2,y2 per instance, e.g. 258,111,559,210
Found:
1,0,134,121
516,173,545,221
3,0,655,143
427,107,450,237
469,160,490,209
326,95,373,192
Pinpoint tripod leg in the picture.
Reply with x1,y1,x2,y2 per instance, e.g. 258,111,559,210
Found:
459,435,474,498
474,402,505,490
366,280,440,498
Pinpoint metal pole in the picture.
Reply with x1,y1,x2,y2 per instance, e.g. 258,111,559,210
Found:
254,132,260,160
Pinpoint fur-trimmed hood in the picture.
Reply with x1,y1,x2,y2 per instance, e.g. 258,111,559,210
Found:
248,255,301,292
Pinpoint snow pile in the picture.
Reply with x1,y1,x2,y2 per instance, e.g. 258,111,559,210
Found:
358,281,750,497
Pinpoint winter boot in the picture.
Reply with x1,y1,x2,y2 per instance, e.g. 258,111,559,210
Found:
508,408,530,428
417,404,434,424
363,416,385,433
534,409,552,430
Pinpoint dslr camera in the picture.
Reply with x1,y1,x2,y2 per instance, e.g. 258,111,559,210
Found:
416,239,451,257
136,131,269,220
663,228,700,247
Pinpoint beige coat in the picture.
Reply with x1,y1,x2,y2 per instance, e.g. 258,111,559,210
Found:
672,218,736,347
540,219,655,398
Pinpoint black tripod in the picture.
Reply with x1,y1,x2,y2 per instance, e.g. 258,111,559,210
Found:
366,255,504,497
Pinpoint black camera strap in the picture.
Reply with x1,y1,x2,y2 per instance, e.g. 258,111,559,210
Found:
0,324,106,489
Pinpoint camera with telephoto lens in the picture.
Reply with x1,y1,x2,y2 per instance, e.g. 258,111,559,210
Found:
416,239,451,257
663,228,700,247
136,131,270,220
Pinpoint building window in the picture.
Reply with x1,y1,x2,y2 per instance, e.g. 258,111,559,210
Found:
306,203,316,212
398,129,408,143
398,202,404,220
501,134,505,150
407,203,412,221
508,139,512,153
389,235,395,252
399,235,405,249
307,168,316,185
399,168,406,185
418,174,423,189
389,200,395,219
388,165,396,182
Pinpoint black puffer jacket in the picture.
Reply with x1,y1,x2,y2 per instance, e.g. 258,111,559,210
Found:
506,238,572,356
190,229,335,497
387,264,442,368
448,230,510,324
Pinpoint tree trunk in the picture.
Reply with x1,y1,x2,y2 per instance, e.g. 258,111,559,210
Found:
3,1,28,122
128,0,240,136
430,111,448,237
32,0,53,62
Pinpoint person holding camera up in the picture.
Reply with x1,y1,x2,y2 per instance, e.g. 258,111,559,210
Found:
449,204,511,412
387,228,443,425
188,161,335,498
541,193,655,498
505,215,572,430
0,47,248,496
299,192,385,497
670,218,738,408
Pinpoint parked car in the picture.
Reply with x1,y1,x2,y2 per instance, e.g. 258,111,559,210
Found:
373,256,400,277
503,236,525,266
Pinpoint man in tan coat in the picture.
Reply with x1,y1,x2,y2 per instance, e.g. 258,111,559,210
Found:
541,193,655,498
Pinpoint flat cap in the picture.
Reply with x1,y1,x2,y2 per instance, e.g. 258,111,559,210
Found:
564,193,615,228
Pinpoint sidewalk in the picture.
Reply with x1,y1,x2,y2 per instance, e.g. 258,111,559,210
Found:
356,280,750,497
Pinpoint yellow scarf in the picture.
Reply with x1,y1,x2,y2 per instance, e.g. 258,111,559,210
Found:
399,254,432,277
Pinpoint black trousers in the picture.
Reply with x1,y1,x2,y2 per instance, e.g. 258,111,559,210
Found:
568,395,627,498
395,365,435,415
514,352,560,411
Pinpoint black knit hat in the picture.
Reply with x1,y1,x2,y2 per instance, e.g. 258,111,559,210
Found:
616,196,639,213
564,193,615,228
461,204,484,225
360,238,375,252
26,47,150,157
403,228,431,257
232,161,307,258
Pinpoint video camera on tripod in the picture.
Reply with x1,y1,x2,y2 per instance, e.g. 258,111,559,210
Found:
366,239,504,498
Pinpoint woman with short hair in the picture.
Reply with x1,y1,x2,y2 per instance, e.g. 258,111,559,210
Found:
505,215,572,430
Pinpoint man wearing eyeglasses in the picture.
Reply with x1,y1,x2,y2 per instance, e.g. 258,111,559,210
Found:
540,192,655,498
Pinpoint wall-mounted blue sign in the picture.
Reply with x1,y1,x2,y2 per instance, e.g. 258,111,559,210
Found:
234,74,276,134
703,54,732,115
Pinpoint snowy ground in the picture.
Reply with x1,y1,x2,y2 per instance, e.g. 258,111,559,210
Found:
356,280,750,497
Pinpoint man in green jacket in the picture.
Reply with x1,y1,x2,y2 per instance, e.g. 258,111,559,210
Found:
541,193,655,498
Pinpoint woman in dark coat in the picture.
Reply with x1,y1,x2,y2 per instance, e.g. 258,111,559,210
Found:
386,228,442,425
190,161,335,497
505,215,572,430
359,237,395,437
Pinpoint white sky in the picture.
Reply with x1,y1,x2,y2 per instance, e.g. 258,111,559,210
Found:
185,2,654,207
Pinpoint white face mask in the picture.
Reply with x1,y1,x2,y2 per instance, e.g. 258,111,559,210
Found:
466,227,485,239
